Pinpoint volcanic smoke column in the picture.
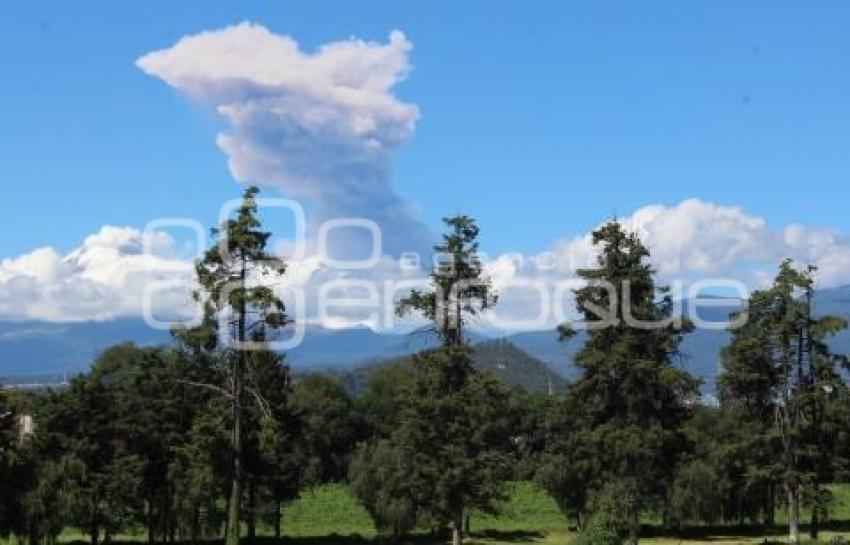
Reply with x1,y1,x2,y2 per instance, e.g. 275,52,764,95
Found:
137,22,432,259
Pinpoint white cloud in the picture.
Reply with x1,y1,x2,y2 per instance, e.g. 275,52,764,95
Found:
781,223,850,287
474,199,850,330
1,199,849,326
0,227,194,322
542,198,850,288
137,22,431,258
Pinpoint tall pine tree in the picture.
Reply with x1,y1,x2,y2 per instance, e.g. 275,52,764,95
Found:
393,214,508,545
720,260,848,543
188,186,289,545
557,221,697,545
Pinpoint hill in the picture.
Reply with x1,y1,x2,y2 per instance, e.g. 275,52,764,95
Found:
335,339,568,396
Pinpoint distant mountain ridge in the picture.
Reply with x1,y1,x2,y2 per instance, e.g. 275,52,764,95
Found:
507,287,850,393
0,319,170,378
2,286,849,393
334,339,569,396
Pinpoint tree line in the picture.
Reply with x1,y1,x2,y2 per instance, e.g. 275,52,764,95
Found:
1,186,849,545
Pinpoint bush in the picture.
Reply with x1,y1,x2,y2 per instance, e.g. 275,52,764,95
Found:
348,440,416,539
570,525,621,545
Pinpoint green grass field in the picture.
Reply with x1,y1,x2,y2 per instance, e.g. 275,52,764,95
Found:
266,481,569,544
273,482,850,545
12,482,850,545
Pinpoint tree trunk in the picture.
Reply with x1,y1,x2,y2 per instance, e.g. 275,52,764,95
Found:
787,484,800,545
225,352,244,545
628,510,638,545
764,481,775,528
90,524,99,545
464,514,471,536
226,264,248,545
190,506,200,545
147,500,155,545
223,496,230,539
247,480,256,540
810,492,820,540
452,511,463,545
274,500,282,540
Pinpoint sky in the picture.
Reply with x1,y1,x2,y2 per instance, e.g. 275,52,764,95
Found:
1,2,850,326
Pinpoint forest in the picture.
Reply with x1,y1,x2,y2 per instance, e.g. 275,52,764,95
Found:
2,187,849,545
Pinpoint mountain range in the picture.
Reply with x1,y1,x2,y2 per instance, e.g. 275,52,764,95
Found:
2,285,849,393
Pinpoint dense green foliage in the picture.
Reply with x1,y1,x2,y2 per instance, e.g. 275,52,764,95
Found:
540,222,698,544
719,260,850,543
188,185,291,545
352,216,511,545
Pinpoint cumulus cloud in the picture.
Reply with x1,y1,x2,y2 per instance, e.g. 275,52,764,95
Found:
265,198,850,332
475,199,850,330
544,199,777,286
2,199,849,326
601,199,850,288
0,227,194,322
137,22,431,258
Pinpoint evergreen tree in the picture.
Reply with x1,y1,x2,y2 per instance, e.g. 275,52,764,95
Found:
292,374,366,486
391,214,508,545
397,214,496,347
556,221,697,545
349,438,417,539
537,392,595,531
667,405,769,527
0,388,28,540
32,350,146,545
187,185,290,545
172,395,231,540
246,352,300,540
398,350,512,542
720,260,848,543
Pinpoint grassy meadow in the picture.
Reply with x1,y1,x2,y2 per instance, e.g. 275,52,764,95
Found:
11,482,850,545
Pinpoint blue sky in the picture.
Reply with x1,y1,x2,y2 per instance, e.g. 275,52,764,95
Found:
2,2,849,261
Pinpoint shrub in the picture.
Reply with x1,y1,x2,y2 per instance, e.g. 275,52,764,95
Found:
570,525,621,545
348,440,415,539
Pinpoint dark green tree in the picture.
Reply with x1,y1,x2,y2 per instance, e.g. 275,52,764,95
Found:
354,363,416,440
242,350,299,540
537,392,595,531
32,349,147,545
349,438,417,539
399,351,512,543
555,221,697,545
171,395,231,540
391,214,509,545
0,388,29,540
188,185,289,545
670,404,774,526
720,259,848,543
291,374,365,486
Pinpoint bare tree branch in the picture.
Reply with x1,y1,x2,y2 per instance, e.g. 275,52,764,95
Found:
173,379,233,399
246,386,272,419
